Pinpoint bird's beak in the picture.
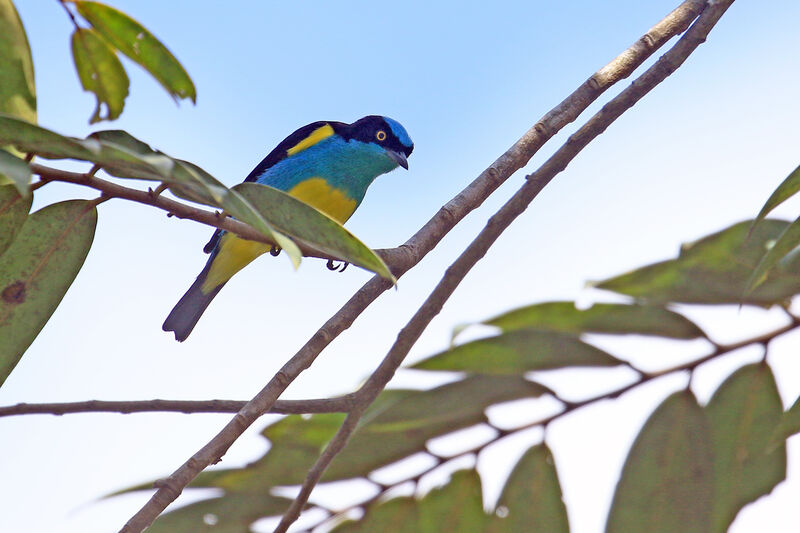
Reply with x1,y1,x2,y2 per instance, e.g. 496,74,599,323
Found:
387,150,409,170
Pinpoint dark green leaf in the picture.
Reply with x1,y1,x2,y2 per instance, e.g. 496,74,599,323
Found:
412,330,623,374
71,27,129,123
489,444,569,533
418,470,489,532
0,113,96,160
326,376,548,479
75,1,196,103
147,493,291,533
0,184,31,256
332,497,419,533
596,220,800,306
706,364,786,533
606,391,713,533
484,301,704,339
0,200,97,386
0,148,30,196
0,0,35,125
234,183,394,281
774,394,800,443
745,214,800,293
752,164,800,230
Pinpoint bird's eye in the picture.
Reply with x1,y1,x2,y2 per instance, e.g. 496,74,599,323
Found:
376,130,387,142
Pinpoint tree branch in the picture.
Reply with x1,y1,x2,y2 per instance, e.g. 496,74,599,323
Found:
274,1,735,530
0,396,356,418
119,1,710,531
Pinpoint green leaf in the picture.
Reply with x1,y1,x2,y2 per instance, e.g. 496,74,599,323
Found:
752,164,800,230
0,113,97,160
0,0,35,124
489,444,569,533
705,364,786,533
483,301,704,339
235,182,394,281
596,219,800,306
0,200,97,386
774,394,800,443
332,497,420,533
70,27,129,123
0,184,31,256
418,470,489,532
606,391,713,533
325,376,548,480
0,148,30,197
177,165,301,269
74,1,196,103
146,493,291,533
412,330,623,374
86,129,173,180
745,214,800,293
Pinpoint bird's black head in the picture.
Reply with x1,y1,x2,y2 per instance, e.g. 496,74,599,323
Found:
337,115,414,169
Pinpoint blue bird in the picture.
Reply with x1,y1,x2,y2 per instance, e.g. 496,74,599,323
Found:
163,115,414,341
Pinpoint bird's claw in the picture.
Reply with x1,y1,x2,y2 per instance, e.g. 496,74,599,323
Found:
326,259,349,272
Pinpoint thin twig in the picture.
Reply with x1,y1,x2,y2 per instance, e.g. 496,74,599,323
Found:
0,396,357,418
274,2,735,530
119,2,709,531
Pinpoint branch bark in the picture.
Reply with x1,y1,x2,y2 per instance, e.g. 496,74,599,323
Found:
119,1,712,531
274,1,735,529
0,396,355,417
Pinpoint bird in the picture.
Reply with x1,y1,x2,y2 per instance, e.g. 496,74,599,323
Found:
162,115,414,341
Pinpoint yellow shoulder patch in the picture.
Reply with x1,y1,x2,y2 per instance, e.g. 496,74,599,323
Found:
286,124,335,157
288,177,357,223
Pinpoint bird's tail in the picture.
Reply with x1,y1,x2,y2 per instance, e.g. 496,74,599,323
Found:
163,258,225,342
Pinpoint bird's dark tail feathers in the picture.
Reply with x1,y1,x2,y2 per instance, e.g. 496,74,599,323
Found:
163,259,225,342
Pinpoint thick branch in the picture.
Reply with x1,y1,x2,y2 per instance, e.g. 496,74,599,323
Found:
120,1,709,531
0,396,356,418
275,1,735,529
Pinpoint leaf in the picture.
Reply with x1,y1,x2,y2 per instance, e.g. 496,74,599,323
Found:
705,363,786,533
745,214,800,293
0,200,97,386
596,219,800,306
146,493,291,533
0,0,35,124
234,182,395,281
332,497,420,533
74,1,196,103
70,27,130,123
488,444,569,533
412,330,623,374
774,394,800,443
0,184,31,256
0,113,97,160
0,148,30,197
752,164,800,231
418,470,489,532
177,165,301,269
606,391,713,533
325,376,549,480
483,301,704,339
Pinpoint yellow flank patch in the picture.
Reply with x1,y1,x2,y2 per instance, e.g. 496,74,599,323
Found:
202,233,270,293
288,177,357,223
286,124,335,157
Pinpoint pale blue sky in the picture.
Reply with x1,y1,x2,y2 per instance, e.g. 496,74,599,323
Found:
3,1,800,532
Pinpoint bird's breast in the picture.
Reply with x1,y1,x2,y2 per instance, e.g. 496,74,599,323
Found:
287,177,358,223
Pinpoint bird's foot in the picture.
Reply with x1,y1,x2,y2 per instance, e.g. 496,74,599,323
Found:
326,259,349,272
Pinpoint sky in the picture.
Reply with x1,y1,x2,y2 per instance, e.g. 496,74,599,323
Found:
3,1,800,532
